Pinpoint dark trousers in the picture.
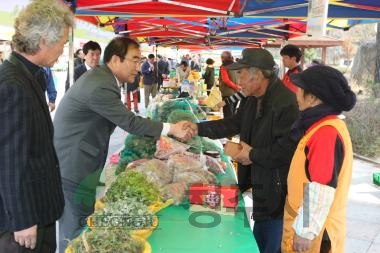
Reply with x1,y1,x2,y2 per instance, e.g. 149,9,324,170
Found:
0,223,56,253
253,218,283,253
58,179,95,253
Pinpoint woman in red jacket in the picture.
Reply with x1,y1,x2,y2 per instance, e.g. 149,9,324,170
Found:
282,65,356,253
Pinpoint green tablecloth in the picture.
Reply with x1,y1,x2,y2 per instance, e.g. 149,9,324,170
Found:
148,197,259,253
148,154,259,253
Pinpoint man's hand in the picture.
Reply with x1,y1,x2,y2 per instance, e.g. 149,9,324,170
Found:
231,141,252,165
14,224,37,249
293,234,312,252
168,121,197,141
48,102,55,112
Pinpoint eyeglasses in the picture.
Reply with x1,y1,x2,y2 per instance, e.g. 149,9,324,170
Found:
125,58,141,66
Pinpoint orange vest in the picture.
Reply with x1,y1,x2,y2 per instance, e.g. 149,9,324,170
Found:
282,118,353,253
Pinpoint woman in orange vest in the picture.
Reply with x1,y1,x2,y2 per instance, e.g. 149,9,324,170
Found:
281,65,356,253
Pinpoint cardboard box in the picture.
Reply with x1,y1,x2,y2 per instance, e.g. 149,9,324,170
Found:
224,141,242,157
189,184,239,215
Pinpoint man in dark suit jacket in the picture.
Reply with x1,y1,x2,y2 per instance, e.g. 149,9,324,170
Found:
54,37,194,252
0,1,74,252
65,40,102,92
157,54,169,90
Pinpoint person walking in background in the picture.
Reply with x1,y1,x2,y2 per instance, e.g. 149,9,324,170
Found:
202,58,215,95
281,66,356,253
124,71,141,113
219,51,240,118
280,44,303,93
141,53,158,108
157,55,169,91
0,0,74,252
176,60,191,83
53,37,193,252
74,48,85,67
185,48,299,253
44,67,57,112
65,40,102,91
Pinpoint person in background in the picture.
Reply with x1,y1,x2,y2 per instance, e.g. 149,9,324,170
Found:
176,60,191,83
157,54,169,90
65,40,101,91
0,51,4,64
280,44,303,93
190,55,201,71
124,71,141,113
141,53,158,108
219,50,240,118
74,48,85,67
185,48,299,253
0,0,74,252
44,67,57,112
54,37,194,252
202,58,215,95
281,66,356,253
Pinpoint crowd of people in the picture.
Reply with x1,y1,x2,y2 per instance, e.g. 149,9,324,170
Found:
0,1,357,253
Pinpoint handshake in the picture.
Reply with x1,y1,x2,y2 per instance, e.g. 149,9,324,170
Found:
168,121,198,141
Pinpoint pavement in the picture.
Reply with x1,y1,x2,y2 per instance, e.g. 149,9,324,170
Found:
52,71,380,252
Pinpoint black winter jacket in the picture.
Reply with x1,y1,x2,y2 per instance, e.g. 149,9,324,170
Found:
198,77,299,221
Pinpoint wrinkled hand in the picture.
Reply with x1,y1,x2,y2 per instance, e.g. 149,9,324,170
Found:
14,224,37,249
48,102,55,112
231,141,252,165
293,234,312,252
169,121,197,141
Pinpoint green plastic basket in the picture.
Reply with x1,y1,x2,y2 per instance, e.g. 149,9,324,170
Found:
373,172,380,186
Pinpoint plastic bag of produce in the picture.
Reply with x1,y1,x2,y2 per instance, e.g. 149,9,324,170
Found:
167,153,203,172
134,159,173,187
154,136,190,159
162,182,188,205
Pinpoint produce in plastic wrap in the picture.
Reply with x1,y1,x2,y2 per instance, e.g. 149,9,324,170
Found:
174,169,216,185
180,151,225,175
154,136,190,159
167,153,203,172
126,159,150,170
167,109,199,123
133,159,173,187
116,134,157,175
104,170,161,205
162,182,188,205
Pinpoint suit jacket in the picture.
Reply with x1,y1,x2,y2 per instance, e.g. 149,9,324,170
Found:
0,53,64,231
54,65,163,190
74,64,88,81
141,61,157,85
64,63,88,92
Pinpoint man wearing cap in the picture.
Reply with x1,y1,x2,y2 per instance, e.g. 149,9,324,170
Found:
281,65,356,253
185,48,299,252
280,44,303,93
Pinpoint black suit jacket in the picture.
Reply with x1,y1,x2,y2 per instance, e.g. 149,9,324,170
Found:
0,54,64,231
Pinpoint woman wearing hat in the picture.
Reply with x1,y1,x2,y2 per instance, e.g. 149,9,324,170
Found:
281,65,356,253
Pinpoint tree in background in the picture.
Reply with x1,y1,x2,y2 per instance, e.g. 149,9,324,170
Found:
374,23,380,98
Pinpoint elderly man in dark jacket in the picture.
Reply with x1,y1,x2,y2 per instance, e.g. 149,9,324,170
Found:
186,48,299,253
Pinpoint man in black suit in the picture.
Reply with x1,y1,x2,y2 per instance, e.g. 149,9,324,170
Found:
65,40,101,91
0,0,74,252
157,54,169,90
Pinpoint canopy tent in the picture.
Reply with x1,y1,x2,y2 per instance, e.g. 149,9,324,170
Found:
68,0,380,48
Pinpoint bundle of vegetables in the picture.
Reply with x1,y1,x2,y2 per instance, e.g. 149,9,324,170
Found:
104,170,161,206
149,99,206,123
66,228,144,253
162,182,188,205
92,198,155,230
167,109,199,124
116,134,156,175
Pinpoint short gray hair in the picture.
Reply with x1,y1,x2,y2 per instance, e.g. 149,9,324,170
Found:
248,67,274,79
12,0,75,54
